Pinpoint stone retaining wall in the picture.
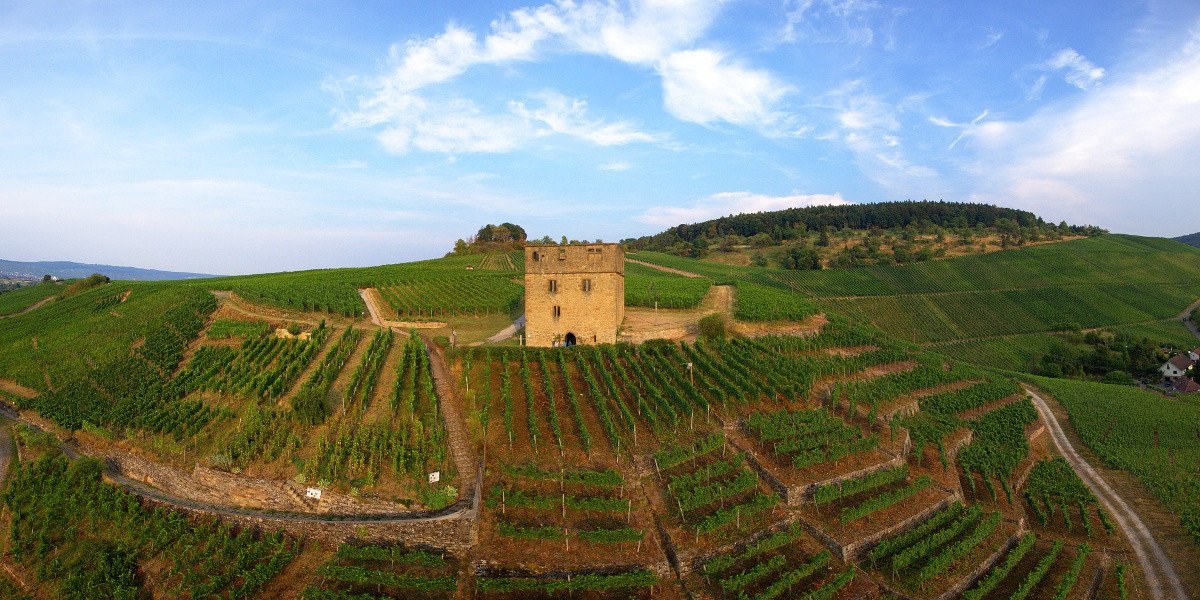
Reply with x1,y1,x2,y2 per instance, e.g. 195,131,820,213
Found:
802,491,962,562
90,442,414,516
933,528,1021,600
619,326,693,344
133,494,479,553
727,421,916,507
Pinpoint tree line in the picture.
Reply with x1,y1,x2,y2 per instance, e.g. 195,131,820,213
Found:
620,200,1105,255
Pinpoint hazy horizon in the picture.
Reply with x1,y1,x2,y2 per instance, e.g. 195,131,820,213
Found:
3,0,1200,275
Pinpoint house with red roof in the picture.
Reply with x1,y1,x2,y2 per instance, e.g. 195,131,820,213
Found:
1159,354,1195,379
1171,376,1200,394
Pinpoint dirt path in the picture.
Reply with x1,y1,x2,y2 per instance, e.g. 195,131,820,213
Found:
0,296,55,319
485,314,524,343
210,290,323,325
1179,298,1200,342
0,420,33,595
1175,297,1200,321
1024,386,1188,600
358,288,446,329
625,258,704,278
0,423,12,483
0,379,39,399
422,336,478,482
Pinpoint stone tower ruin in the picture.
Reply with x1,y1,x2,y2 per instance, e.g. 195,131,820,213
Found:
524,243,624,347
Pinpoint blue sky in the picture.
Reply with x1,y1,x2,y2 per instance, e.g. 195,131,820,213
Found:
2,0,1199,274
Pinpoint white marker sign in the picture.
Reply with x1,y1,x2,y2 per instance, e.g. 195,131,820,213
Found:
305,487,322,500
428,471,441,484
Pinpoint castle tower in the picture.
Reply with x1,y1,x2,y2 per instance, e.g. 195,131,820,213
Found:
524,243,624,347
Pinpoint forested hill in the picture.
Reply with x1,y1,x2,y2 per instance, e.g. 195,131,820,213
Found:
1176,232,1200,248
622,200,1101,251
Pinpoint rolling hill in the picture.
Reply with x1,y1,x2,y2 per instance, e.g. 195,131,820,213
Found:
0,258,216,281
2,225,1199,598
1175,231,1200,248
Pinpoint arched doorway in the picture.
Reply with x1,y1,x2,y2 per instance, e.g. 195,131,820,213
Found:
564,332,577,347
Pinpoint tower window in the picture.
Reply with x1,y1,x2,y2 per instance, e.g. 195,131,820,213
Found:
552,305,561,318
582,279,592,292
548,279,557,293
532,251,540,261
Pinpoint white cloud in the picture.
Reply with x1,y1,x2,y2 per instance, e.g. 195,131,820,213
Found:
637,191,850,227
658,49,792,130
334,0,805,152
509,92,659,145
966,37,1200,234
568,0,725,64
363,0,722,99
374,98,530,154
598,160,631,171
347,90,657,155
1045,48,1106,89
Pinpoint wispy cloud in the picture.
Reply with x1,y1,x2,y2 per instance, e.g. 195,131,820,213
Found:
967,36,1200,233
781,0,883,46
598,160,631,171
1045,48,1106,89
510,92,660,146
637,191,850,227
977,28,1004,50
817,81,943,192
352,90,658,155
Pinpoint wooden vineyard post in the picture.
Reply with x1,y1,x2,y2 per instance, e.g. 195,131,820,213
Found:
627,498,632,524
501,488,506,515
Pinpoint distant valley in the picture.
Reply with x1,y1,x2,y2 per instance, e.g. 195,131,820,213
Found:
0,258,216,281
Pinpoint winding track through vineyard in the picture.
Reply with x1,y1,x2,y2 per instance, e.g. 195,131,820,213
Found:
625,257,703,278
1025,386,1188,600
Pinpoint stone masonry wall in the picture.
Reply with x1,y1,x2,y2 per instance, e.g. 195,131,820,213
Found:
88,441,418,516
524,243,624,347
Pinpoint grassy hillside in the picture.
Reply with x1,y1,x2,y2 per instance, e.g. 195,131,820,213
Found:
0,282,65,316
753,235,1200,369
201,251,524,317
0,281,213,392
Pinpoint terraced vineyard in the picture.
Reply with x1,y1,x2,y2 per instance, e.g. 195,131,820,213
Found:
1,232,1195,598
304,543,459,599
